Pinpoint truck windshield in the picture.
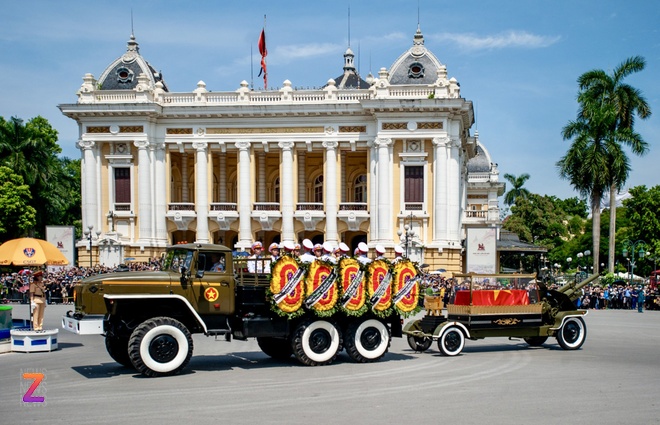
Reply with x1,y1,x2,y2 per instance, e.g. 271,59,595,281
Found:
163,249,193,273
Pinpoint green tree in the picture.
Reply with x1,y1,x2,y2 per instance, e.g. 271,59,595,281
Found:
503,173,531,206
0,116,80,237
622,185,660,260
0,166,37,239
576,56,651,273
552,196,588,219
503,193,568,250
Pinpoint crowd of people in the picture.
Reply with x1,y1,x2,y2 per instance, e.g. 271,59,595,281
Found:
0,259,162,304
575,284,655,312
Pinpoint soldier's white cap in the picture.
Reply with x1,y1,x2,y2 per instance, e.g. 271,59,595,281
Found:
339,242,350,253
302,239,314,250
357,242,369,253
323,241,334,253
313,243,323,251
282,241,295,252
375,244,386,255
394,245,404,255
269,242,279,252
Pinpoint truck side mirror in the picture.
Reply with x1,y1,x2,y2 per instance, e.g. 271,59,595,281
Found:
195,270,204,279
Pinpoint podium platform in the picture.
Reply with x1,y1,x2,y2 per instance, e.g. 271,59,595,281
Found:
10,329,59,352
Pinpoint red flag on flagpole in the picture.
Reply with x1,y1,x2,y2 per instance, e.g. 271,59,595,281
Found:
258,28,267,89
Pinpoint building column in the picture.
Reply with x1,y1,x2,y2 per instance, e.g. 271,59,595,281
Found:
154,142,168,245
180,152,189,203
447,137,461,241
218,152,227,203
79,140,97,231
323,140,339,244
257,151,266,203
134,140,152,245
375,137,393,243
279,141,295,242
193,141,209,243
297,151,306,203
368,141,378,242
432,137,449,244
236,141,253,249
340,152,347,202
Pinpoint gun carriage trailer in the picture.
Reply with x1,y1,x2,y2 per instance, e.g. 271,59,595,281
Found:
404,273,598,356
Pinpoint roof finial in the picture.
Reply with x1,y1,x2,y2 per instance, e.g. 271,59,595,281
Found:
131,8,134,38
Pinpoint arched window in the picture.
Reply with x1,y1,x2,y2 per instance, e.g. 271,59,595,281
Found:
354,174,367,203
314,175,324,203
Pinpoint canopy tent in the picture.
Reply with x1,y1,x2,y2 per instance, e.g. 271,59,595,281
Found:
613,272,644,282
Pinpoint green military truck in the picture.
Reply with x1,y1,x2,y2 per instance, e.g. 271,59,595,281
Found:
63,243,402,377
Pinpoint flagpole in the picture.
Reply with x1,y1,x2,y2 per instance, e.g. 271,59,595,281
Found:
263,14,267,90
250,44,253,91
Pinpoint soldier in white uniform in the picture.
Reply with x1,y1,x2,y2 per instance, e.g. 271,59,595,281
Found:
339,242,350,258
375,245,387,261
247,241,264,273
299,239,316,264
313,244,323,259
268,242,280,262
321,241,337,264
392,245,405,264
356,242,371,266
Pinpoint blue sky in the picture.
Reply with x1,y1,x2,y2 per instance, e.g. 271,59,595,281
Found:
1,0,658,201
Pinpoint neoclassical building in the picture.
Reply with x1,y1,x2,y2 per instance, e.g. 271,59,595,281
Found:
59,26,504,272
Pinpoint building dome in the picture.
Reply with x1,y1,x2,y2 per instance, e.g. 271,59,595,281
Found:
467,144,492,173
388,26,444,85
97,34,168,91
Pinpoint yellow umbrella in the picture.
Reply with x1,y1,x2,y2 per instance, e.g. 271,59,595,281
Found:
0,237,69,266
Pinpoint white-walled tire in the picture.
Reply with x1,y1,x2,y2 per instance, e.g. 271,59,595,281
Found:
128,317,193,377
292,320,342,366
557,317,586,350
345,319,391,363
437,325,465,356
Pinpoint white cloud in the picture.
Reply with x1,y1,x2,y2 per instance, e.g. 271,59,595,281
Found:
431,30,561,51
271,43,343,63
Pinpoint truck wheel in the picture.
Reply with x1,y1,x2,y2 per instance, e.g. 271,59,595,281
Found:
437,325,464,356
556,317,586,350
257,337,292,360
345,319,391,363
523,336,548,347
292,320,342,366
407,335,433,352
128,317,193,377
105,335,134,368
405,319,432,352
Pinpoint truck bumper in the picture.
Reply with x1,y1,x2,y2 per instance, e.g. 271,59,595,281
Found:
61,312,105,335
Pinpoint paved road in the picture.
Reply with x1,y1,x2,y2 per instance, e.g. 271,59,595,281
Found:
1,304,658,424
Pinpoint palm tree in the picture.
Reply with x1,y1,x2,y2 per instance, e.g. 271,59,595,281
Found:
577,56,651,273
503,173,531,206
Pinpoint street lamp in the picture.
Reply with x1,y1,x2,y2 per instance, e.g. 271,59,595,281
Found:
396,212,416,258
83,225,94,268
647,252,658,273
622,239,646,287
